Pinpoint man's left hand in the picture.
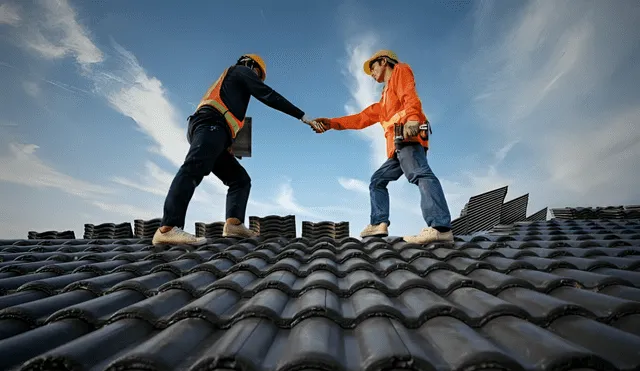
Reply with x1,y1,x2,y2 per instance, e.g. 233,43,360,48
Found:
403,121,420,137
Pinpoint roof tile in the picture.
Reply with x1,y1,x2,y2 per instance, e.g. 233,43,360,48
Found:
1,218,640,370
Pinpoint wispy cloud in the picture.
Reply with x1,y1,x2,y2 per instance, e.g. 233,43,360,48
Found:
338,177,369,193
462,0,640,207
88,41,228,200
1,0,334,235
0,142,113,198
22,81,40,98
2,61,92,96
92,43,190,166
0,0,232,233
12,0,103,69
0,2,21,26
9,0,227,203
274,180,326,219
340,33,387,170
92,201,158,220
111,160,219,204
337,176,422,218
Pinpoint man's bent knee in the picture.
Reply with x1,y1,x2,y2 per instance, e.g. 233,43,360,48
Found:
370,176,389,190
404,166,435,184
181,160,214,178
229,172,251,189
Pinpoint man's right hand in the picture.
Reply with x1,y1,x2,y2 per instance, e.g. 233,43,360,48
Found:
301,115,327,133
310,118,331,133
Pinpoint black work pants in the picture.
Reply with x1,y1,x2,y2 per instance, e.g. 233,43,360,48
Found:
161,109,251,228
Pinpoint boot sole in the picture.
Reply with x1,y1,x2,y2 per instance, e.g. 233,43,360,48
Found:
360,233,388,238
403,237,454,243
223,234,258,238
152,239,207,246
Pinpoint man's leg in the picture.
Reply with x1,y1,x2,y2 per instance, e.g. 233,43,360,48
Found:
154,122,229,245
397,143,453,243
361,157,403,237
211,150,257,238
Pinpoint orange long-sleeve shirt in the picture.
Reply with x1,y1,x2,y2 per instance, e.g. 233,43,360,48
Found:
328,62,428,159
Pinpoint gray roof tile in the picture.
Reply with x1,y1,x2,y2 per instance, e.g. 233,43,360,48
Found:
1,218,640,370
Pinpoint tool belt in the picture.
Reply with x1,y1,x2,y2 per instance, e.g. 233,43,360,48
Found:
393,121,431,145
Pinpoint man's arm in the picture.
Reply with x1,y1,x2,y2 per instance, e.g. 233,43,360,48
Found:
394,64,426,123
237,66,305,120
327,103,381,130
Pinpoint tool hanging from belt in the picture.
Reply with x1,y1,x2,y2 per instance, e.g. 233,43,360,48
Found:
394,121,431,151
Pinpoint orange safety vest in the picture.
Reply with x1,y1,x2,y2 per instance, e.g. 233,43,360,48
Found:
380,109,429,158
196,68,244,138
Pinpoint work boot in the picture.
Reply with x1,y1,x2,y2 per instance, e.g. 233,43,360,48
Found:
403,227,454,244
360,223,389,237
152,227,207,246
223,221,258,238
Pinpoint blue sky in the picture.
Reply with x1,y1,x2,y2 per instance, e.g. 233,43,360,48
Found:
1,0,638,239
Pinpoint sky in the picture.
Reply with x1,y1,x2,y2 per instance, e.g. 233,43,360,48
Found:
0,0,639,239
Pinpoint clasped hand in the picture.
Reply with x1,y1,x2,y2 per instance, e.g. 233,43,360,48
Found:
301,116,330,133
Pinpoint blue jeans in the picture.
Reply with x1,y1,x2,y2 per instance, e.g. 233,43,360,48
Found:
161,110,251,228
370,143,451,229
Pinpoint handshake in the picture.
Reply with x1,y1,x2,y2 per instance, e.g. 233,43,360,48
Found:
301,115,331,133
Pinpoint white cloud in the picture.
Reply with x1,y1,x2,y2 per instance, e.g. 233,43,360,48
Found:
462,0,640,208
338,176,369,193
1,0,339,237
89,41,228,200
111,160,221,204
7,0,227,203
0,142,114,198
340,33,387,170
92,201,158,220
15,0,103,68
92,43,190,166
22,81,40,98
545,107,640,198
337,176,422,217
275,181,325,219
0,2,21,26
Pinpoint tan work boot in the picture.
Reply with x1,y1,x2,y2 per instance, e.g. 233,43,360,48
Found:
152,227,207,246
360,223,389,237
403,227,454,244
223,219,258,238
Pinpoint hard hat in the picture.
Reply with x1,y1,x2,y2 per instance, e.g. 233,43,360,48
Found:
363,50,399,75
240,54,267,81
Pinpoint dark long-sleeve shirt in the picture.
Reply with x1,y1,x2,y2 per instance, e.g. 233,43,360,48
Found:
188,65,306,144
220,65,305,121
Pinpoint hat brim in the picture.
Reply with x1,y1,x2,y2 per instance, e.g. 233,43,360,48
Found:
363,57,375,75
363,55,399,75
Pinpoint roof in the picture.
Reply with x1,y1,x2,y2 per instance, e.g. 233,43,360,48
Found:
1,215,640,370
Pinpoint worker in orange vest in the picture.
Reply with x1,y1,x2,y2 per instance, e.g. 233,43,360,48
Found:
311,50,453,244
153,54,322,246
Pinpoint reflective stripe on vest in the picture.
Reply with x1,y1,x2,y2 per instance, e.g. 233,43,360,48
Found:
196,68,244,137
380,109,407,129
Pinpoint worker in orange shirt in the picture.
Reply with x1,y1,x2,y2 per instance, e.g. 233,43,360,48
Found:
153,54,323,246
311,50,453,244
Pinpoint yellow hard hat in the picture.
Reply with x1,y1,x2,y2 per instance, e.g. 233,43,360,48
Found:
363,50,399,75
240,53,267,81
